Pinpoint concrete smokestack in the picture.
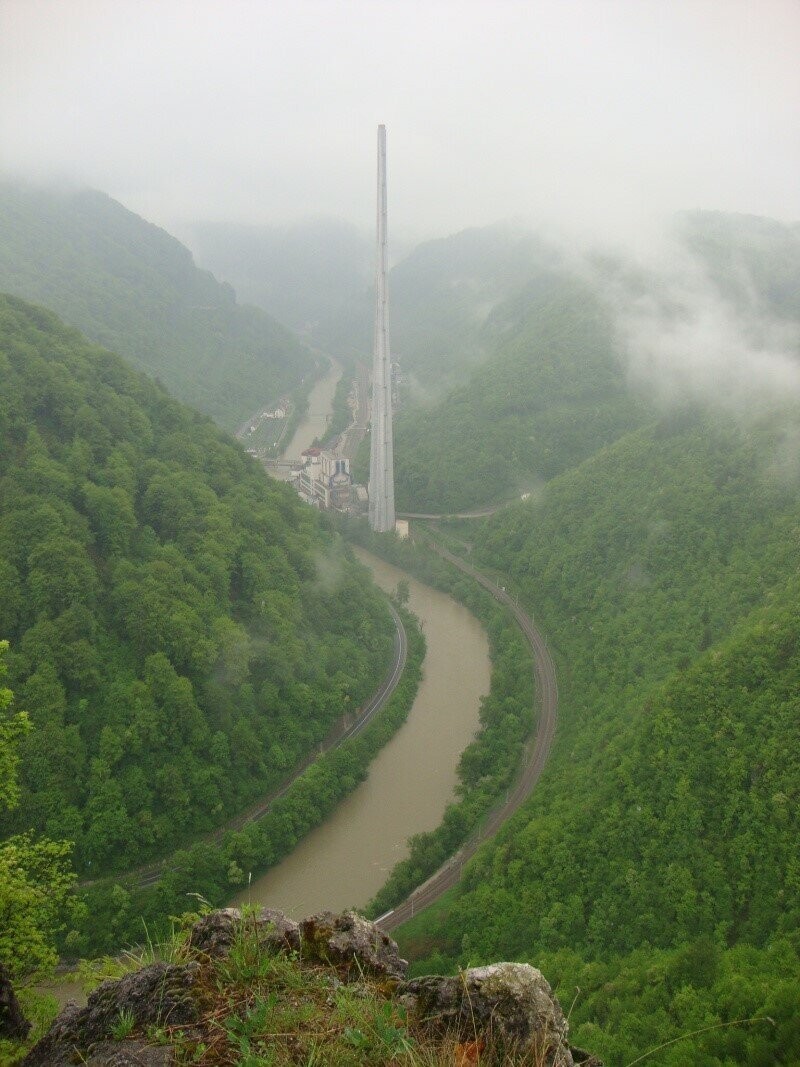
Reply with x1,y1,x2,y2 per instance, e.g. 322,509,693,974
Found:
369,124,396,533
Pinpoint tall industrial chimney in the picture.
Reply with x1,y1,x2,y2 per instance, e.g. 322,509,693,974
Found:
368,124,396,533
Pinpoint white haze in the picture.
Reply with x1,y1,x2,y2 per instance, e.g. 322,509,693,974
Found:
592,242,800,412
1,0,798,246
2,0,800,415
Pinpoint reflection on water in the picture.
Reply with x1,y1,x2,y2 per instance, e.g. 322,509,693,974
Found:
233,548,490,917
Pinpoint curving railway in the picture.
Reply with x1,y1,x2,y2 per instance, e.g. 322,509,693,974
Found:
80,601,407,892
376,540,558,933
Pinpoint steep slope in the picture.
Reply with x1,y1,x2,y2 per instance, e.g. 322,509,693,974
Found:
388,213,800,513
679,210,800,321
187,221,559,387
388,224,558,389
402,411,800,1063
389,272,651,512
0,294,394,877
186,217,374,358
0,183,315,429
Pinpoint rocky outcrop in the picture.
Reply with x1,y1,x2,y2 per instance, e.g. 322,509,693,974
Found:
300,909,408,978
188,905,300,958
23,961,201,1066
0,962,31,1040
403,962,576,1066
24,908,600,1066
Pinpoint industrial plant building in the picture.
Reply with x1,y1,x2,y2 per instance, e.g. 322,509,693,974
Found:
295,448,354,511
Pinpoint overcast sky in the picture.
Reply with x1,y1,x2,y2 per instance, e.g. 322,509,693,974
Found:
2,0,799,244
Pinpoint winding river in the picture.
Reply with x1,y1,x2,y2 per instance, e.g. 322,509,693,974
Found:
233,548,490,916
282,358,343,459
43,360,491,1005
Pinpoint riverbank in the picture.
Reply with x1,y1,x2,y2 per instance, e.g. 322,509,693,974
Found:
233,548,490,916
337,517,546,928
281,357,342,459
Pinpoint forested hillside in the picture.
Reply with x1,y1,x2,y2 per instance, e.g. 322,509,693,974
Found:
186,217,373,357
400,410,800,1063
391,273,651,511
388,225,557,389
680,210,800,321
0,183,315,429
187,221,557,388
369,212,800,515
0,294,394,877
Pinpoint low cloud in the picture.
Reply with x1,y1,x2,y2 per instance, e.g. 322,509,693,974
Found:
592,237,800,413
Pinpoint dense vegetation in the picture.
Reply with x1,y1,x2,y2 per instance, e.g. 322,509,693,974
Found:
5,207,800,1064
0,182,315,429
388,225,558,389
389,273,651,512
187,220,557,388
0,641,81,987
399,409,800,1063
0,294,395,883
76,602,424,957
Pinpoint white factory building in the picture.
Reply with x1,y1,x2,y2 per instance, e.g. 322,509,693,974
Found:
295,448,353,511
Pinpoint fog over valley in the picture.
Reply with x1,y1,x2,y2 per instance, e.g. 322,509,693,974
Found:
2,0,798,242
3,4,800,1066
3,0,799,408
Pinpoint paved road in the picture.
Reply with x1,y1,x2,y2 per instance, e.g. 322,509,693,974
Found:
376,542,558,933
81,602,407,891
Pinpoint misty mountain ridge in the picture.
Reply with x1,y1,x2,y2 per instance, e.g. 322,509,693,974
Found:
376,210,800,510
677,209,800,322
185,217,564,391
185,216,374,338
0,180,315,430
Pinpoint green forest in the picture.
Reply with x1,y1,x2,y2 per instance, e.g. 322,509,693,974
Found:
389,273,651,512
0,182,315,430
395,408,800,1063
372,212,800,517
4,202,800,1066
0,294,395,886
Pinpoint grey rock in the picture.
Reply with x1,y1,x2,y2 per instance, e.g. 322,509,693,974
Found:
188,906,300,958
0,961,31,1040
22,961,201,1066
299,910,408,978
80,1038,176,1065
402,962,576,1066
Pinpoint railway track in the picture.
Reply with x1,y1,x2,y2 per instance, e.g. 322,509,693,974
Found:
81,601,407,892
377,542,558,933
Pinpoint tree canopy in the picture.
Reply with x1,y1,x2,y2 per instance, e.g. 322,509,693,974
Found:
0,294,394,879
0,182,315,429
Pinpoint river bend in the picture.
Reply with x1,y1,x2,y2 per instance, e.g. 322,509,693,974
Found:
233,548,490,917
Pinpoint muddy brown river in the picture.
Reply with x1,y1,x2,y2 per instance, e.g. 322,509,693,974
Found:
44,369,490,1004
232,547,490,917
282,358,342,460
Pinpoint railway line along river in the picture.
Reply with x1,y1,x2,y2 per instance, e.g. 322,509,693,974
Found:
233,547,490,917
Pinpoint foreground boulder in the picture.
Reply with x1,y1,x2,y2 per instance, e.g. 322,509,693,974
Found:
188,905,300,958
300,909,408,978
24,909,600,1065
402,962,580,1066
23,961,201,1066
